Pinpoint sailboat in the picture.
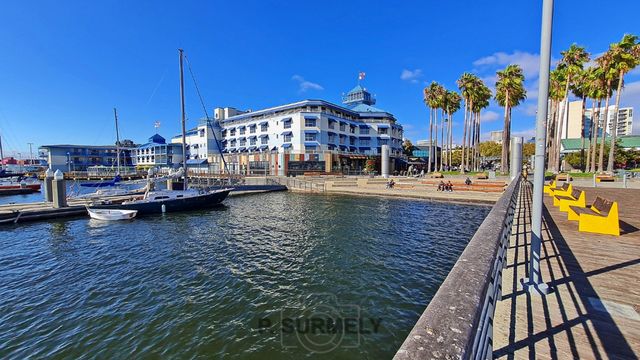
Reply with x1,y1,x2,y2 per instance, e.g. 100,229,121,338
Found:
81,108,124,188
87,49,231,215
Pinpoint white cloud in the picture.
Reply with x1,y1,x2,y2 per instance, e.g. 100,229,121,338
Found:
480,110,500,123
291,75,324,92
473,51,542,79
522,103,538,116
400,69,423,83
512,128,536,140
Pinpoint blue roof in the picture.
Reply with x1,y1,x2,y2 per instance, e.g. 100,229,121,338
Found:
186,159,208,165
348,103,387,113
148,133,166,144
347,85,365,94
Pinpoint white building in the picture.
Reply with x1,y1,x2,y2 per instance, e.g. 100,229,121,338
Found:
173,83,405,175
562,100,634,139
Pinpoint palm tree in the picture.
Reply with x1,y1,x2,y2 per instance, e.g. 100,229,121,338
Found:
424,82,443,172
594,50,618,172
423,85,433,171
554,44,589,172
581,66,604,172
607,34,640,172
457,73,480,173
569,68,589,171
470,83,492,170
445,91,462,169
547,68,566,172
495,64,526,174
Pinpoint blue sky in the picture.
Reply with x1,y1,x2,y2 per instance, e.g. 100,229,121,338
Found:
1,0,639,157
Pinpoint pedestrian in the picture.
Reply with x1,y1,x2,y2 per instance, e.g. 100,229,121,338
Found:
465,177,472,186
446,181,454,192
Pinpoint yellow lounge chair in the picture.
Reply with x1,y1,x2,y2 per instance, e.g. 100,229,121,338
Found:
567,197,620,236
543,180,556,194
553,188,586,211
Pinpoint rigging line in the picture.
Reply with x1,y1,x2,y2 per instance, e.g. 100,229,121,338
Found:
183,54,231,180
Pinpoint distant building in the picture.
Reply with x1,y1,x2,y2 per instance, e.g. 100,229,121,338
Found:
560,135,640,154
172,82,405,175
490,131,503,144
39,144,134,172
563,100,634,139
134,134,184,169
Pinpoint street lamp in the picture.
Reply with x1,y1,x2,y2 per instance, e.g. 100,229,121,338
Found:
67,152,71,173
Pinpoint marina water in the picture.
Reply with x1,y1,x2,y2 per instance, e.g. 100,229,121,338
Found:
0,192,489,358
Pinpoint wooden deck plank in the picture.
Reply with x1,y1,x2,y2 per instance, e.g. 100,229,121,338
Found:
494,183,640,360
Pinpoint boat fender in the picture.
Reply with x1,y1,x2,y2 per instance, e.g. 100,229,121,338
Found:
161,204,166,213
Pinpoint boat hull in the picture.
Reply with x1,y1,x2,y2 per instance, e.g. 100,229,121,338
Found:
88,189,231,215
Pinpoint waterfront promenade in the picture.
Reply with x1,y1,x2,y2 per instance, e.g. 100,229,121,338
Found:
493,185,640,359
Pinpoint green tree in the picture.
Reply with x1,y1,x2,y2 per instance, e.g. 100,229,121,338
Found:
402,139,415,156
457,73,481,173
444,91,462,170
607,34,640,172
495,64,527,174
479,141,502,157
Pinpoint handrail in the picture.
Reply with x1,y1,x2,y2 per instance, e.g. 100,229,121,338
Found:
394,176,522,360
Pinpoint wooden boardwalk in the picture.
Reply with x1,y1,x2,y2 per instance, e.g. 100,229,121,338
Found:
493,183,640,359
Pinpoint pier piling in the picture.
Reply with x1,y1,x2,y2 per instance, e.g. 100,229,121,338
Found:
44,168,54,202
52,170,67,208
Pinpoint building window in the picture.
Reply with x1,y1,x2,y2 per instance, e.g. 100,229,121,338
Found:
349,138,356,145
379,139,389,145
305,145,317,153
284,120,292,129
305,118,316,127
261,137,268,145
261,124,268,132
360,127,369,135
239,128,246,135
339,123,346,131
239,139,246,146
230,140,236,147
360,139,370,146
328,134,336,143
339,136,345,145
250,138,256,146
350,125,356,134
305,133,317,141
283,134,292,142
230,129,236,136
328,121,335,130
250,125,256,134
221,130,227,137
378,128,388,135
200,129,205,137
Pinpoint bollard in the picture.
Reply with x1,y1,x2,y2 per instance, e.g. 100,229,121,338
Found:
622,170,627,189
593,173,597,188
510,137,523,181
52,170,67,208
44,168,54,202
381,145,390,179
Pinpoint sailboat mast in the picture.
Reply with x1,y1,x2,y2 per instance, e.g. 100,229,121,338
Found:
113,108,121,175
179,49,188,190
0,132,4,170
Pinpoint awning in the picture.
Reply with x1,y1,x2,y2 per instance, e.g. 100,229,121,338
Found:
238,125,246,129
238,137,246,141
248,146,257,151
304,141,319,146
304,130,319,134
259,121,268,126
359,124,370,129
377,124,390,128
237,147,246,152
271,146,278,151
359,136,371,140
259,145,269,150
186,159,208,165
304,115,318,119
248,124,257,128
259,134,269,138
327,131,336,135
339,145,348,150
281,131,293,136
248,135,257,139
221,139,228,143
221,149,228,153
281,143,292,148
328,118,337,123
359,146,371,150
339,134,347,138
282,117,292,122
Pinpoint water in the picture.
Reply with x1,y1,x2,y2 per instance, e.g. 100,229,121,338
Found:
0,192,489,359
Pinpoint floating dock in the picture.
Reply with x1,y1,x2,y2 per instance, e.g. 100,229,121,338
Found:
0,184,287,225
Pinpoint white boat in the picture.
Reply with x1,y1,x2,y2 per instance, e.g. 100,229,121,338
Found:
86,208,138,221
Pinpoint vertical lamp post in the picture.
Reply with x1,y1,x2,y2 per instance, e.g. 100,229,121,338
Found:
67,152,71,173
522,0,554,295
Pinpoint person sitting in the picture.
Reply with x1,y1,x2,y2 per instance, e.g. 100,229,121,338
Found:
386,179,395,189
465,177,472,186
437,180,445,191
446,181,454,192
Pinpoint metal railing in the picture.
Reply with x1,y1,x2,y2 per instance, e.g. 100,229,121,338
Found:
394,176,522,360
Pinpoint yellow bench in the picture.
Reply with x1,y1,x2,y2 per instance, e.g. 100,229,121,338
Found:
567,197,620,236
596,175,615,182
553,188,586,211
549,183,572,198
543,180,556,194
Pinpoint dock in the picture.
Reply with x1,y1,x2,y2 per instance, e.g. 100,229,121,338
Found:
0,184,287,225
493,186,640,359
